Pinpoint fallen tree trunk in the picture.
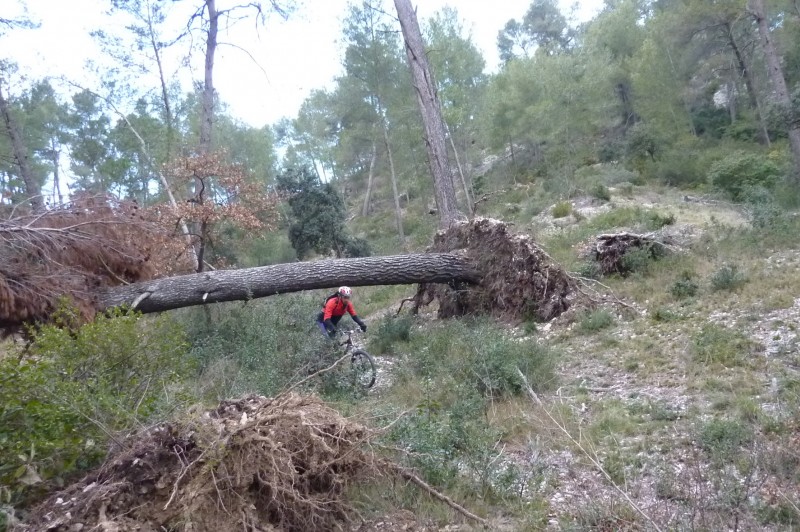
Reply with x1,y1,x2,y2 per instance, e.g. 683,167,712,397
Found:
98,253,481,314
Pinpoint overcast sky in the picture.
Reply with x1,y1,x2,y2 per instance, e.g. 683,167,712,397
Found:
3,0,603,127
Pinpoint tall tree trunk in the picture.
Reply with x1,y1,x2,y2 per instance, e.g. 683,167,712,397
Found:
49,141,63,205
751,0,800,177
445,120,473,215
200,0,218,154
0,83,42,211
382,119,405,244
99,253,480,314
146,0,175,160
362,138,378,216
393,0,464,228
725,22,771,146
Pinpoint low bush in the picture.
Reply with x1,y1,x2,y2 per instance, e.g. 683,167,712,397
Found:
0,308,193,510
577,309,615,333
708,150,780,201
670,274,699,299
692,324,755,367
370,313,414,355
406,319,557,399
698,418,753,461
182,293,331,400
710,264,748,292
590,183,611,201
552,201,572,218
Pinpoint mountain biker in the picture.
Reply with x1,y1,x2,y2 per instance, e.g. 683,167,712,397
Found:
316,286,367,339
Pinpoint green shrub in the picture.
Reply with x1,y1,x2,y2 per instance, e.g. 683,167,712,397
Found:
588,207,674,233
710,264,748,292
651,148,706,188
651,307,681,322
590,183,611,201
183,294,330,400
698,418,752,461
0,308,193,509
370,314,414,355
576,261,603,280
692,324,755,366
552,201,572,218
577,309,615,333
670,275,699,299
407,319,557,398
621,246,657,275
708,150,781,201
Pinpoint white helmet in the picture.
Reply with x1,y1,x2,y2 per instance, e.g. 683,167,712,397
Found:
338,286,352,297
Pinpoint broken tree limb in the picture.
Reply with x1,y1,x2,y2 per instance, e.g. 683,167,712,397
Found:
98,253,481,314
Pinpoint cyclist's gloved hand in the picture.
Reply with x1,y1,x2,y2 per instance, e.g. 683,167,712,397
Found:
353,316,367,333
323,319,337,339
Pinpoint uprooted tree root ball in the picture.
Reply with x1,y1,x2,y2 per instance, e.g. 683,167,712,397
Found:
414,218,576,322
16,394,376,532
587,232,668,275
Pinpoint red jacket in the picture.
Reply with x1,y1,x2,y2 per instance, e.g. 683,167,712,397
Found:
323,296,357,321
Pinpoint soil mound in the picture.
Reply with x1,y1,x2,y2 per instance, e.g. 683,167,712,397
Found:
15,394,374,532
415,218,576,322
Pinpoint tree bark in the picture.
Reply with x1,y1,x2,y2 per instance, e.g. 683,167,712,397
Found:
751,0,800,177
362,137,377,216
446,120,473,215
725,21,770,146
382,118,405,245
393,0,464,228
200,0,218,154
98,253,480,314
146,1,175,161
0,81,42,211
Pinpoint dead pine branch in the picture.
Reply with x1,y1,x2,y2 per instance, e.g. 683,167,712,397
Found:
381,460,489,527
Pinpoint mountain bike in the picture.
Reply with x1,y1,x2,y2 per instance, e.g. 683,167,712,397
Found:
340,329,376,389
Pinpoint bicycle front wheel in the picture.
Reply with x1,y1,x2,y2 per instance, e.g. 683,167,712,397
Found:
350,349,376,389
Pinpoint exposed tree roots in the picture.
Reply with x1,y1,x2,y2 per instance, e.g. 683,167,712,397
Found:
14,394,485,532
413,217,576,322
588,232,668,275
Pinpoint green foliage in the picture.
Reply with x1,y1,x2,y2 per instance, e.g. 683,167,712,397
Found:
181,294,331,401
276,166,370,259
650,306,681,322
576,260,603,280
626,122,660,165
369,314,414,355
708,151,781,201
577,309,615,333
406,319,557,398
551,201,572,218
692,324,755,367
709,263,747,292
621,245,659,275
385,319,555,498
590,183,611,201
698,418,752,461
239,232,297,267
588,206,674,233
0,308,193,509
650,147,708,187
670,274,699,299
